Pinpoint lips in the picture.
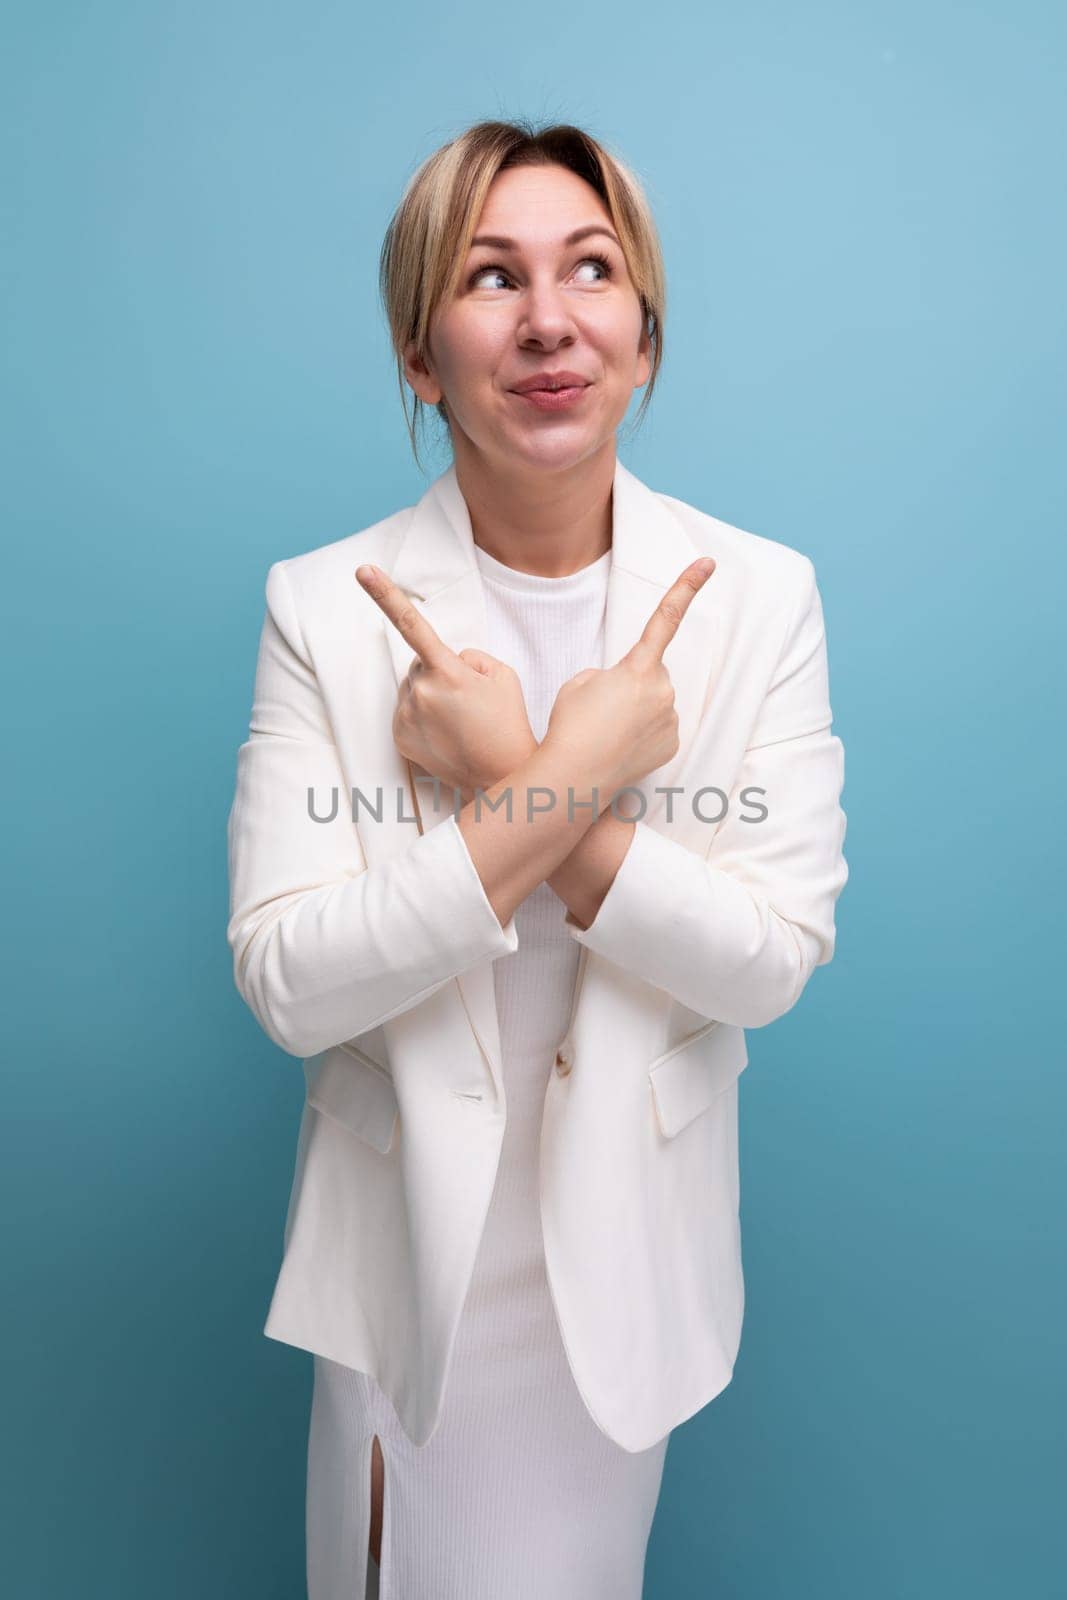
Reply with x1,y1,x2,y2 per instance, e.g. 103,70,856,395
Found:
510,384,591,412
510,371,592,395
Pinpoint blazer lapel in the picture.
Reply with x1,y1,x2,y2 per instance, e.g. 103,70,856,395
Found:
379,457,715,1087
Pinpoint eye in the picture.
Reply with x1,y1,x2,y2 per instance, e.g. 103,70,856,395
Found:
575,251,614,282
467,252,615,290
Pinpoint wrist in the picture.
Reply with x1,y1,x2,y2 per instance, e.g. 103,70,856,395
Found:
474,733,541,798
536,732,611,810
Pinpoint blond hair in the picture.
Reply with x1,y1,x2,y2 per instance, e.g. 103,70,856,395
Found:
378,118,666,471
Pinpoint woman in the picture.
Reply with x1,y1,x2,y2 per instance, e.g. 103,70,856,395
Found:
226,118,849,1599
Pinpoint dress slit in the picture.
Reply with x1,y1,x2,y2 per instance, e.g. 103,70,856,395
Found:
366,1433,381,1598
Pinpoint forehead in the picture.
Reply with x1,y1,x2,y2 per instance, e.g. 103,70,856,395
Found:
471,164,615,247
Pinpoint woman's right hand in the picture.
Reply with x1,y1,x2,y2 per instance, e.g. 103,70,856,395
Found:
543,557,716,799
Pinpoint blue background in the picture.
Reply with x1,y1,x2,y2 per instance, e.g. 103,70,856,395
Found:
4,2,1063,1595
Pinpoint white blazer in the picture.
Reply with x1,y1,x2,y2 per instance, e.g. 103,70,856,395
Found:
226,457,848,1453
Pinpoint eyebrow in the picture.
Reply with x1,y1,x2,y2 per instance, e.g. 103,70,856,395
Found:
468,224,622,252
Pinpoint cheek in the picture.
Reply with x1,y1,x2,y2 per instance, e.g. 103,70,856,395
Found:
438,317,500,380
590,304,646,362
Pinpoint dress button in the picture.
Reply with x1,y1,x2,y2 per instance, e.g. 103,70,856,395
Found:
554,1043,573,1077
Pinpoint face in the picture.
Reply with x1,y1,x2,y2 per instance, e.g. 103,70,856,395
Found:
403,163,652,479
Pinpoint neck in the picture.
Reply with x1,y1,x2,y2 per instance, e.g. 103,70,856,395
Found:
453,444,615,578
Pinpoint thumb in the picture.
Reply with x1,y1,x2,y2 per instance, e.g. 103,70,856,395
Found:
457,647,502,676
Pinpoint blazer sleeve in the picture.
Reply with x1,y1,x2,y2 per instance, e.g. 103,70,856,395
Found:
563,555,849,1028
226,559,519,1060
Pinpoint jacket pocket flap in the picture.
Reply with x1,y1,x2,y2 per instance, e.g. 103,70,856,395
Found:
648,1021,748,1139
304,1042,400,1155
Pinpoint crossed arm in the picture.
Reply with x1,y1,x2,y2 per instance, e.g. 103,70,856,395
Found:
226,557,847,1058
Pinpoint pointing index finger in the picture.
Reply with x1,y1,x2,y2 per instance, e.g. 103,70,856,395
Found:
630,557,717,664
356,563,456,671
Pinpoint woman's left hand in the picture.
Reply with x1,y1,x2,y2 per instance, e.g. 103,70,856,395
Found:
356,563,537,801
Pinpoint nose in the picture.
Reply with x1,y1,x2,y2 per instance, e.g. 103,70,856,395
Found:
515,279,579,348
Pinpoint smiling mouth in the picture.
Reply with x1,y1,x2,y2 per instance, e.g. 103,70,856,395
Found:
509,383,592,409
508,378,593,395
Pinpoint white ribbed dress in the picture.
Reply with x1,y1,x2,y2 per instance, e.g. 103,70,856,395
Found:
305,541,670,1600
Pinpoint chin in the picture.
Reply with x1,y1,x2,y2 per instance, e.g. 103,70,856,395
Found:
505,424,611,468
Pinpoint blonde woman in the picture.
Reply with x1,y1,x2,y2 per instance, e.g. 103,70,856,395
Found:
226,118,848,1600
